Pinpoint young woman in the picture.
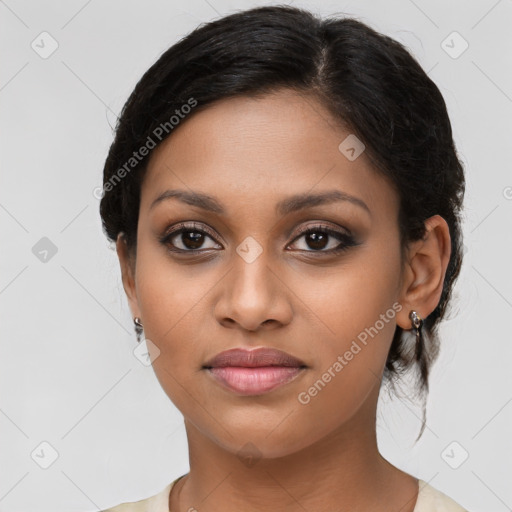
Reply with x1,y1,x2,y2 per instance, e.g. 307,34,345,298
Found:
99,5,467,511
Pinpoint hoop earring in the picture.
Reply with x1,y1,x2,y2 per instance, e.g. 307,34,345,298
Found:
133,317,144,343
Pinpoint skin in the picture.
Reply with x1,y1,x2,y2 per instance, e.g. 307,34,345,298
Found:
116,89,451,512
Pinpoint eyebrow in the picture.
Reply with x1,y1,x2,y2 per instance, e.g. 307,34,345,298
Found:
149,189,371,217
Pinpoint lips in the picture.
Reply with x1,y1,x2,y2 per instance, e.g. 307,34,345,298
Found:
202,347,307,396
202,347,306,369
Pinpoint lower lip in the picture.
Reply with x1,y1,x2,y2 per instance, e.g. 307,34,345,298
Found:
205,366,305,395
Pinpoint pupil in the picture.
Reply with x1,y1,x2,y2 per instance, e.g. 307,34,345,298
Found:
183,231,204,249
307,232,328,250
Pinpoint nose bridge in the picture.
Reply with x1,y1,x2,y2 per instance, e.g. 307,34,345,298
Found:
215,236,292,331
231,241,275,309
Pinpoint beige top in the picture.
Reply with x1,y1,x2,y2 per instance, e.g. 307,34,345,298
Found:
101,475,468,512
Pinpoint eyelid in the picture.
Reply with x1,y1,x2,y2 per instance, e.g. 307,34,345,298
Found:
292,221,352,238
163,221,222,244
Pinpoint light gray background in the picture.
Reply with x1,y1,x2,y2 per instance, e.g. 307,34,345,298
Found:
1,1,511,511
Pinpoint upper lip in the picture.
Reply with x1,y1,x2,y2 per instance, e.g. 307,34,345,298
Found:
203,347,306,368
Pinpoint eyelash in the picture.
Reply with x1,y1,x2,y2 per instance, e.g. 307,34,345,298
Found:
159,222,359,256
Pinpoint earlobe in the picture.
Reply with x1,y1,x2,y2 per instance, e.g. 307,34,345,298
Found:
396,215,451,329
115,232,141,318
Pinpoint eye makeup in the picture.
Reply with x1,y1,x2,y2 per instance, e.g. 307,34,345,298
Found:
158,220,361,257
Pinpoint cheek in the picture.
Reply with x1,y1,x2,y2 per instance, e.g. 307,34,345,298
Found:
134,240,208,338
294,240,402,350
291,242,402,405
135,259,208,413
295,297,398,421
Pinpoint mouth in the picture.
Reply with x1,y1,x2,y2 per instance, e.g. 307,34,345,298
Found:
202,347,307,396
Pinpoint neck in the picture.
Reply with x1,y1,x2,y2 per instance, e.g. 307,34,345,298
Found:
170,381,419,512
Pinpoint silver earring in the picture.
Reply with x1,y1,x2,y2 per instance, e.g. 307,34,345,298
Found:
133,317,143,343
409,310,423,345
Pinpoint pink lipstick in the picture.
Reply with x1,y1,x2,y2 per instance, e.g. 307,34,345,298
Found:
203,347,307,396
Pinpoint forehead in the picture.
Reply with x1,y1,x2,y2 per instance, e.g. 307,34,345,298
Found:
140,89,397,219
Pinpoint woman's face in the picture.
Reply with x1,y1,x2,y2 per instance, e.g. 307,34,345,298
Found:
119,89,412,458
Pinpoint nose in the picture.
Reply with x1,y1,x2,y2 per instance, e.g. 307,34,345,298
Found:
213,253,293,332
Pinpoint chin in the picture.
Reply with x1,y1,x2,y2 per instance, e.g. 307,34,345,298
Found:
208,417,318,460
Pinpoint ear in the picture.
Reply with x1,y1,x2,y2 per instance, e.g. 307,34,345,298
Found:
116,232,141,321
396,215,452,330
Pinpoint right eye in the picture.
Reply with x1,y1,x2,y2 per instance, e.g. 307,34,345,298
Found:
160,222,223,253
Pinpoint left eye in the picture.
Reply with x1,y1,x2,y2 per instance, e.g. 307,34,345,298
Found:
288,227,355,252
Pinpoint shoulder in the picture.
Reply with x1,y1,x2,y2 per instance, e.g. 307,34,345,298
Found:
100,478,179,512
414,479,469,512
